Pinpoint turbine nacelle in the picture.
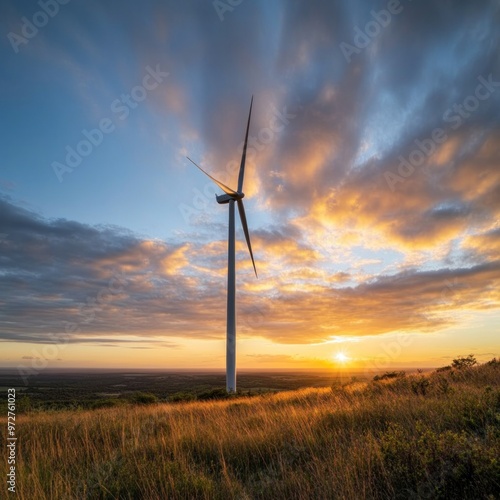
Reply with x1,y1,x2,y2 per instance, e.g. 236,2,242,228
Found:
216,192,244,204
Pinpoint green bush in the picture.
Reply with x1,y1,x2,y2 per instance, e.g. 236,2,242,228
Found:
197,388,230,401
169,391,196,403
127,392,158,405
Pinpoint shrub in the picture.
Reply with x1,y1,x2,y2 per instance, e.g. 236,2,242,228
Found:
452,354,477,370
411,377,430,396
169,392,196,403
127,392,158,405
90,398,123,409
373,371,406,381
436,365,452,372
435,376,452,395
197,388,230,401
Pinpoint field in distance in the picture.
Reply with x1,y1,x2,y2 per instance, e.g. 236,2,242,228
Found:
0,369,381,411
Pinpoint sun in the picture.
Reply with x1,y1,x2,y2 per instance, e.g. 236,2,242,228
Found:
334,352,350,363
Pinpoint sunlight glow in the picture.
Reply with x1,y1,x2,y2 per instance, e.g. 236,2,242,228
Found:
334,352,350,363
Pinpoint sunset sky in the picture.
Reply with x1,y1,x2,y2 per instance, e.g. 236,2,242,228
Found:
1,0,499,372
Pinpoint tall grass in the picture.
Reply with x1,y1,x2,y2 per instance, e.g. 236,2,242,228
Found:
2,362,499,499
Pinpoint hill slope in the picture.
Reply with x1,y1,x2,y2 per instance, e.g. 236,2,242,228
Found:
2,361,500,499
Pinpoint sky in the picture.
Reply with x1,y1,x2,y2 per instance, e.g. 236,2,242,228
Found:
0,0,499,373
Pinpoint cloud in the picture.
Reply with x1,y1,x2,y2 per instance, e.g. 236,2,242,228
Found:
1,1,499,350
1,193,499,345
243,260,500,343
0,195,214,343
462,227,500,262
243,0,500,256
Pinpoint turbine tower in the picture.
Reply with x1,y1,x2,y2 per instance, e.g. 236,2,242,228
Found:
187,96,257,393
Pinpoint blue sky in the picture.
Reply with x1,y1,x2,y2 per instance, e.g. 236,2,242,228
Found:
1,0,499,370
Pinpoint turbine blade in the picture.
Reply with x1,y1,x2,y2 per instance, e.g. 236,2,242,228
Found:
237,96,253,193
187,157,238,196
237,199,257,278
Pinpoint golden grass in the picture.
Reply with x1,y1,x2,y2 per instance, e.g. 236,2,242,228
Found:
1,363,499,499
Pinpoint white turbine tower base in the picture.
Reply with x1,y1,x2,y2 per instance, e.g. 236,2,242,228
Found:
187,96,257,393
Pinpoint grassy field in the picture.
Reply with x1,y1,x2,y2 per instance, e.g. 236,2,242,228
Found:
2,360,499,499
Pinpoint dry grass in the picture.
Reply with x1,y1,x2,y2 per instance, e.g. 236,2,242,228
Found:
2,362,500,499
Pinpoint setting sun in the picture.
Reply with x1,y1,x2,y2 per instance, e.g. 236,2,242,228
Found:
334,352,350,363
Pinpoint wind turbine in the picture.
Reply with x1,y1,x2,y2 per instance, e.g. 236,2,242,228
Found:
187,96,257,393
